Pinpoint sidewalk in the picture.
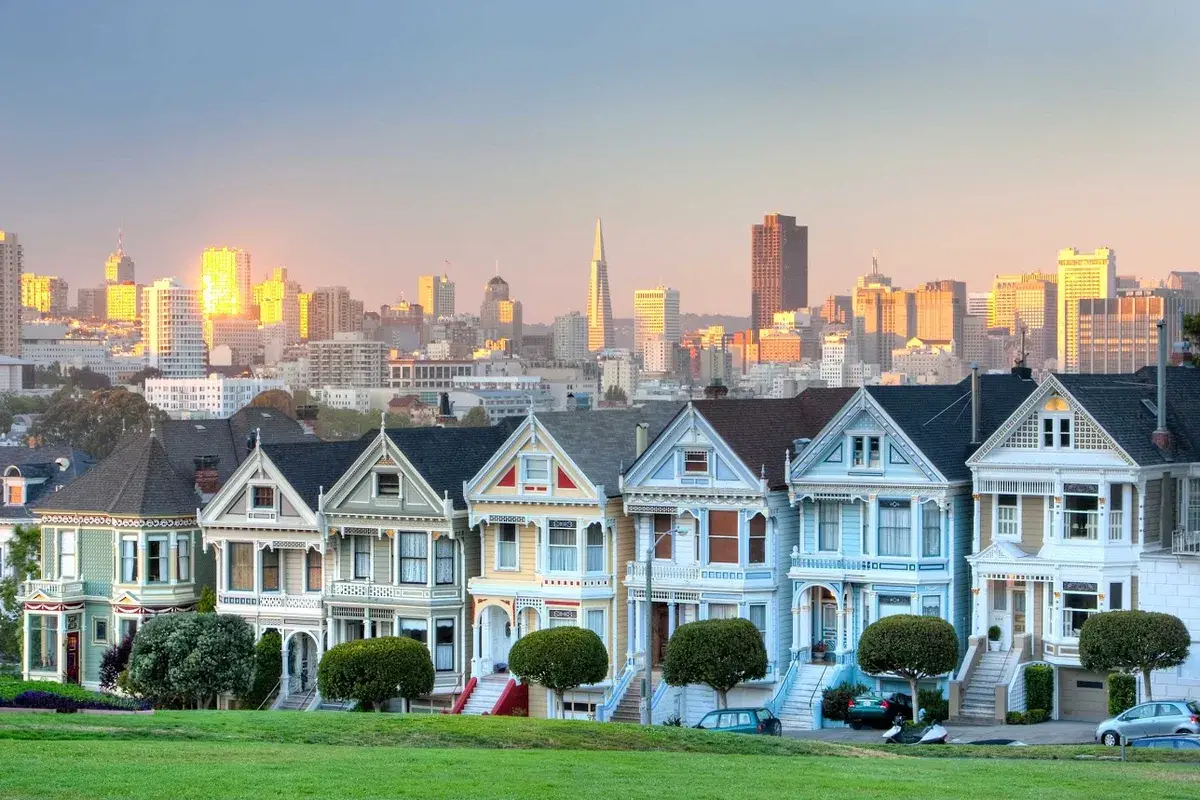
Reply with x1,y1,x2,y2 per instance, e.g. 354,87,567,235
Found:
785,720,1098,745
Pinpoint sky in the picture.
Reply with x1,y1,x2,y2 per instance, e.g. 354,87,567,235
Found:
1,1,1198,323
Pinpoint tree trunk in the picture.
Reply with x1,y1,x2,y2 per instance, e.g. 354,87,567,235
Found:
909,678,920,725
717,689,728,710
1143,668,1153,701
557,691,565,719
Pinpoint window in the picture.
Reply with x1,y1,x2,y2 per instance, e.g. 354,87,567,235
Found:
997,494,1018,538
586,609,605,640
548,520,578,572
585,524,604,572
991,579,1007,611
261,548,280,591
683,450,709,474
435,619,455,671
353,536,372,580
921,595,942,617
399,618,428,644
1042,415,1072,448
1064,494,1099,540
818,501,840,552
376,472,400,498
229,542,253,591
93,617,109,645
1109,581,1123,610
434,536,454,584
1063,591,1099,637
497,524,517,570
548,609,577,628
7,482,22,506
523,456,550,484
119,618,138,642
707,510,739,564
653,515,673,559
878,500,911,557
878,595,911,619
852,435,882,469
1189,479,1200,533
748,604,767,641
708,603,737,619
120,537,138,583
252,485,275,510
748,515,766,564
306,548,323,591
176,535,191,582
59,531,77,579
922,504,941,557
147,536,168,583
1059,416,1072,448
28,615,58,671
400,533,428,584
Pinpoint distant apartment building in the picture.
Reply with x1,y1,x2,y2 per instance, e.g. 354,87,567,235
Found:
890,339,964,384
20,274,68,317
142,278,206,378
1076,290,1200,374
209,317,261,366
254,267,302,345
0,231,19,357
19,325,114,379
551,311,588,363
912,279,966,346
308,332,387,388
986,273,1057,369
750,213,808,330
967,292,990,317
599,350,637,401
76,287,104,320
145,375,286,419
200,247,253,320
757,329,804,363
387,358,476,401
1057,247,1117,372
819,329,858,388
1166,271,1200,297
633,286,680,356
418,274,455,319
307,286,363,342
106,282,141,322
853,272,913,370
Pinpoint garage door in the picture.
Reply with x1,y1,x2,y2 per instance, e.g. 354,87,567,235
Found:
1059,668,1109,721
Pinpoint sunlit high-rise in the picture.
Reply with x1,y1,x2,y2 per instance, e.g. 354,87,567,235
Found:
633,286,681,356
0,231,21,356
201,247,253,320
1057,247,1116,372
587,218,613,352
254,267,302,345
750,213,808,331
21,274,69,316
418,274,455,320
142,278,205,378
104,231,135,284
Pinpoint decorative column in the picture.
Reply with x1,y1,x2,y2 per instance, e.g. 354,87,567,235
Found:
280,635,291,699
138,531,148,587
972,493,982,551
363,608,373,638
865,496,878,557
798,590,812,658
56,612,67,683
470,618,482,677
835,599,846,659
626,598,635,658
667,601,677,638
976,581,989,638
909,496,920,558
790,600,801,660
1122,484,1133,541
169,534,178,585
22,610,31,680
1100,483,1111,543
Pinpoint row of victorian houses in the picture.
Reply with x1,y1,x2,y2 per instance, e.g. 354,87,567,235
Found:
12,362,1200,726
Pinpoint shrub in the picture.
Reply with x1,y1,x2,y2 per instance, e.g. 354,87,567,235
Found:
508,627,608,718
1026,708,1048,724
1108,673,1137,716
1079,610,1190,700
918,688,949,723
987,625,1001,642
241,630,283,709
318,637,435,711
857,615,959,724
821,682,868,722
1006,711,1026,725
1024,663,1053,714
127,613,255,708
662,714,683,727
196,586,216,614
0,680,148,711
663,619,767,709
99,634,134,691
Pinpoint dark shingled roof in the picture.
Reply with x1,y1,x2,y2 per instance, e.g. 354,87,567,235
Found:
35,432,200,517
258,439,374,510
1,446,94,519
691,389,858,489
159,406,310,485
1055,367,1200,465
867,374,1038,482
383,420,523,508
534,403,685,496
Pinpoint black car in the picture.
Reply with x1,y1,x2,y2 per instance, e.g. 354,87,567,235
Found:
846,692,914,729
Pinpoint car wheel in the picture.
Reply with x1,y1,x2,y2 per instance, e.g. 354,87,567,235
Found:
849,721,862,730
1176,729,1192,735
1101,731,1120,747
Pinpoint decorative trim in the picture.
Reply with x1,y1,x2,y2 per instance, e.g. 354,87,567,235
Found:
36,513,197,528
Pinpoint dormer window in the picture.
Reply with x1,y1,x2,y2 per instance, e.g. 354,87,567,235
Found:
683,450,709,474
6,482,23,506
522,456,550,485
1041,397,1073,449
376,472,401,498
252,486,275,510
851,435,882,470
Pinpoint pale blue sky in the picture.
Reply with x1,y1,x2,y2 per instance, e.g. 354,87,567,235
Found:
1,1,1197,321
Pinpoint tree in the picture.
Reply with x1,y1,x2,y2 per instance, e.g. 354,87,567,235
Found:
65,367,112,391
662,618,767,709
241,630,283,709
603,385,628,404
317,637,434,711
458,406,490,428
33,387,168,459
99,634,135,691
196,585,216,613
856,615,959,724
1079,610,1191,700
126,613,256,708
507,627,608,718
127,367,164,388
249,389,296,418
0,525,40,664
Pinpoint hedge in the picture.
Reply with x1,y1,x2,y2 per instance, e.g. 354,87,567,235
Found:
820,682,868,722
1108,673,1137,716
918,688,949,723
1024,664,1053,714
318,637,434,710
0,680,148,711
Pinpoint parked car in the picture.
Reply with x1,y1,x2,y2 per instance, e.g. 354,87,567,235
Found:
847,692,914,730
1095,700,1200,746
1130,734,1200,750
694,707,782,736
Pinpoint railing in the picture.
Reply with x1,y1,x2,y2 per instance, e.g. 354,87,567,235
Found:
1173,529,1200,556
327,581,457,602
1064,510,1099,540
1061,608,1098,639
258,679,281,710
1108,510,1124,541
626,562,701,583
18,579,85,600
766,657,800,717
218,592,323,611
596,662,637,722
491,679,528,716
445,677,477,714
1007,660,1053,714
649,676,669,714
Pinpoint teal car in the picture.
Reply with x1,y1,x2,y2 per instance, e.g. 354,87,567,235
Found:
694,707,782,735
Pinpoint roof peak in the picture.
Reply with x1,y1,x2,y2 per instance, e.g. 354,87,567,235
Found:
592,218,606,263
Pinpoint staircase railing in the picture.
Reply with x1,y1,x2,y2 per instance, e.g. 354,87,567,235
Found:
766,657,800,717
595,663,637,722
444,677,478,715
490,679,528,716
806,664,830,720
259,679,281,711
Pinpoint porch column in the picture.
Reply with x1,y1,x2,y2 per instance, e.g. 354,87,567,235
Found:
976,580,989,637
21,609,31,680
667,601,677,638
56,612,67,683
835,601,846,657
798,590,812,655
866,496,878,557
363,608,372,638
626,598,634,657
909,495,920,558
972,493,982,551
470,619,481,676
1122,484,1133,540
138,530,148,587
1049,580,1061,640
790,594,801,658
280,635,291,698
1100,483,1112,543
325,611,335,649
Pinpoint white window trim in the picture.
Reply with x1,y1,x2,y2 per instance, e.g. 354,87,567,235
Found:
848,432,883,473
921,501,943,558
352,534,373,581
374,471,402,503
92,615,110,646
815,500,841,555
993,493,1022,542
584,524,606,574
682,448,711,476
146,534,169,584
920,593,943,619
521,455,551,485
495,523,520,572
248,482,279,517
4,478,25,507
58,530,78,580
1040,413,1073,450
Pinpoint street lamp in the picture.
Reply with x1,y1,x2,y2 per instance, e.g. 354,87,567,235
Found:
641,530,670,725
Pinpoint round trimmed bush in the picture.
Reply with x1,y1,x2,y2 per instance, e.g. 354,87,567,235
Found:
1080,610,1190,700
857,615,959,725
507,626,608,718
317,637,434,711
126,613,255,709
662,618,767,709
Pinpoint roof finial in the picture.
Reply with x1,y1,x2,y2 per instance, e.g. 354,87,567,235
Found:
380,409,387,432
761,464,766,479
255,427,262,448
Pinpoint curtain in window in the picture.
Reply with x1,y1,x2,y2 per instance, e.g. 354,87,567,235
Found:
229,542,253,591
921,504,941,557
878,501,911,557
435,537,454,584
586,609,605,640
121,538,138,583
707,510,739,564
59,532,77,579
548,523,577,572
708,603,737,619
148,537,168,583
497,524,517,568
818,502,840,551
748,604,767,638
400,533,428,584
435,619,454,671
177,535,191,581
585,524,604,572
353,536,371,579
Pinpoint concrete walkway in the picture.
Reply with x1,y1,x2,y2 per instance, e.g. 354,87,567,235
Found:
785,720,1098,745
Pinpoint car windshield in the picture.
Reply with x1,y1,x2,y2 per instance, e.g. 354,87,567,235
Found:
697,713,722,729
1188,701,1200,715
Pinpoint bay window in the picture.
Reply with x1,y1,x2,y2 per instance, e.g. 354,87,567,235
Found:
435,536,454,585
586,609,605,640
120,537,138,583
818,501,839,552
707,510,739,564
400,618,428,644
306,548,323,591
28,615,58,671
435,619,455,671
707,603,737,619
921,503,941,557
1062,586,1099,637
997,494,1018,538
59,531,77,579
399,533,428,584
548,520,577,572
1064,492,1099,540
228,542,253,591
878,500,911,557
353,536,372,580
147,536,168,583
878,595,912,619
261,548,280,591
748,514,766,564
585,524,604,572
176,534,191,582
748,604,767,642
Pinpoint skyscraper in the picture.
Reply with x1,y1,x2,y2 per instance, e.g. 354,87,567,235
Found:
633,286,681,356
750,213,808,331
1076,290,1200,374
254,267,302,345
587,218,613,352
852,259,912,370
480,275,522,349
988,273,1057,369
142,278,205,378
0,231,21,357
1057,247,1116,372
308,286,363,342
552,311,589,364
418,274,456,320
20,274,69,317
912,280,966,345
106,282,141,322
104,231,135,284
200,247,253,320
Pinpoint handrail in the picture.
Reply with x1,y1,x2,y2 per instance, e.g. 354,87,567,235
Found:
445,676,477,714
596,663,637,722
806,664,829,715
491,679,528,716
258,679,281,711
1007,660,1052,714
766,657,800,717
649,676,669,712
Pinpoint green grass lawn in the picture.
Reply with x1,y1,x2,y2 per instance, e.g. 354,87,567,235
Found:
0,712,1195,800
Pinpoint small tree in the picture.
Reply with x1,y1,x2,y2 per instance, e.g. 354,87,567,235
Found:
1079,610,1190,700
99,634,135,691
662,618,767,709
317,637,434,711
126,613,255,708
603,385,628,404
0,524,40,664
196,586,216,613
459,406,490,428
856,615,959,724
241,630,283,709
507,627,608,718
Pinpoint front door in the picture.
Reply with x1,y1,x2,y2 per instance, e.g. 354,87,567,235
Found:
1012,584,1027,645
987,579,1010,648
651,603,670,666
821,602,838,649
65,632,80,684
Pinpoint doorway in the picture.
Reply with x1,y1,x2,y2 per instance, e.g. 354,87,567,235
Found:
65,632,80,684
651,603,670,666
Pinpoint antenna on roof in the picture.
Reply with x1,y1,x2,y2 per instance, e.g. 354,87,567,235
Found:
871,249,880,276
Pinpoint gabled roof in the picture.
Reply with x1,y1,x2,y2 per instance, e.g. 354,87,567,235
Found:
159,406,309,485
258,439,373,510
382,421,523,508
866,374,1037,482
0,446,94,519
691,390,857,489
35,432,199,518
534,403,684,497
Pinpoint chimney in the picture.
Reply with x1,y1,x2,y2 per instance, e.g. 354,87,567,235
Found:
1152,319,1173,452
970,363,981,445
437,392,455,425
295,404,319,436
635,422,648,458
194,455,221,499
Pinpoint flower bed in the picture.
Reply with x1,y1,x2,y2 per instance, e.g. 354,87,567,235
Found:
0,680,150,712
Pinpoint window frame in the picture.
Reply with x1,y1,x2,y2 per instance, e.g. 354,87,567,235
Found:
120,536,138,584
176,534,191,582
434,536,455,585
434,618,455,672
496,523,518,571
1041,413,1073,450
817,500,840,553
227,541,254,592
585,608,605,641
398,532,428,585
748,603,768,642
747,514,767,565
682,449,710,475
850,434,883,471
706,509,740,565
652,514,673,560
585,523,605,573
547,519,579,573
250,484,276,511
92,616,109,646
921,502,942,558
59,530,77,580
521,455,551,485
353,535,373,580
261,547,280,592
306,547,323,592
996,494,1020,540
877,499,912,558
147,534,169,584
921,594,942,618
375,471,401,500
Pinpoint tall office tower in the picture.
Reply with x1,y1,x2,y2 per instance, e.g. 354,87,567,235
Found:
820,294,853,324
633,286,681,356
1166,271,1200,297
298,292,311,340
479,275,522,348
142,278,205,378
0,231,20,357
104,231,135,284
967,292,990,318
1057,247,1116,372
418,274,456,320
76,286,104,320
587,218,614,352
750,213,808,331
853,260,913,370
106,282,142,322
20,274,69,316
912,279,966,345
200,247,253,320
254,267,302,345
986,273,1058,369
1076,290,1200,374
308,286,363,342
552,311,589,363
